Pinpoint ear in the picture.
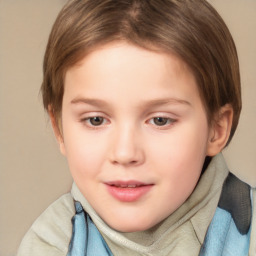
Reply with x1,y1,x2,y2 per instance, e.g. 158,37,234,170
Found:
207,104,233,156
48,106,66,156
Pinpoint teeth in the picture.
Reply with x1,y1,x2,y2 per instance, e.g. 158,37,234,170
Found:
115,184,138,188
127,185,137,188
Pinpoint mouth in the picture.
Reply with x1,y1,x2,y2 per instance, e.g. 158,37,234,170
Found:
106,181,148,188
105,180,153,202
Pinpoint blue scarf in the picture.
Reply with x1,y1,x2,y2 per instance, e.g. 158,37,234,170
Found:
199,207,250,256
67,201,113,256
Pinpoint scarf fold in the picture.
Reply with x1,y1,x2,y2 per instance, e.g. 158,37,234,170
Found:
67,201,113,256
199,207,251,256
71,153,229,256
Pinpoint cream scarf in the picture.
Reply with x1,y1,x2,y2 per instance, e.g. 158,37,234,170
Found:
71,153,229,256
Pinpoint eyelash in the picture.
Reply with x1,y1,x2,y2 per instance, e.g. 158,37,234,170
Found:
80,115,177,129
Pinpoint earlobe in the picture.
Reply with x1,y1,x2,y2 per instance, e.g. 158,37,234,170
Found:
207,104,233,156
48,106,66,156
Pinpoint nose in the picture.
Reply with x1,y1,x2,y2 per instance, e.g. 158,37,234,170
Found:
109,125,145,166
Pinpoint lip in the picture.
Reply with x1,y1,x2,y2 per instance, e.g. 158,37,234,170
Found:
105,180,153,202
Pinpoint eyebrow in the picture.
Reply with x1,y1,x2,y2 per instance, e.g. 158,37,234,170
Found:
71,98,109,107
139,98,191,108
71,97,191,108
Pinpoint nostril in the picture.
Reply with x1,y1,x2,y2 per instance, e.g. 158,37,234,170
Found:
111,159,138,166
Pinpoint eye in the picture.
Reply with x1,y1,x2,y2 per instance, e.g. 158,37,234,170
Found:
84,116,106,126
148,117,176,127
153,117,169,126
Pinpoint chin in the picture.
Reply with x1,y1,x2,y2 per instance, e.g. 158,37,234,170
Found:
108,219,156,233
114,225,148,233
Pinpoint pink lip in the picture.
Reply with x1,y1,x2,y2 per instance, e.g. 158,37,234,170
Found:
105,180,153,202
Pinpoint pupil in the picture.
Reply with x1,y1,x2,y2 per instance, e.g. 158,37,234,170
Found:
91,117,103,126
154,117,167,126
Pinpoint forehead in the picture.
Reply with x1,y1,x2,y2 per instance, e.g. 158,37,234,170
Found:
63,42,201,109
66,41,194,84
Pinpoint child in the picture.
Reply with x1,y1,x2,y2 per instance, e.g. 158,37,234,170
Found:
17,0,256,255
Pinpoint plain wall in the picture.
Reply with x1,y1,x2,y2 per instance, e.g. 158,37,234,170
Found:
0,1,255,255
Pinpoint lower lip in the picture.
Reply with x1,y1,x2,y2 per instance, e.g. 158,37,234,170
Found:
106,184,153,202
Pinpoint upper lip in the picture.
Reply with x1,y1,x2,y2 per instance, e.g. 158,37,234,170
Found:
105,180,152,188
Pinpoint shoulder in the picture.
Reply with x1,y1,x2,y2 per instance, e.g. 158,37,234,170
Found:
17,193,75,256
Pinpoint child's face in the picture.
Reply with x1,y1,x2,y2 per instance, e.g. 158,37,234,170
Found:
59,42,214,232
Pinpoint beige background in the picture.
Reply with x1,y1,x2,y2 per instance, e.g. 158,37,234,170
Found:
0,1,255,255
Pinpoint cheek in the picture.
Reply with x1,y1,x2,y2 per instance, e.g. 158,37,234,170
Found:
62,128,107,178
148,120,209,178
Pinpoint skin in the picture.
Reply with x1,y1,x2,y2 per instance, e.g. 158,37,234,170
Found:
51,42,233,232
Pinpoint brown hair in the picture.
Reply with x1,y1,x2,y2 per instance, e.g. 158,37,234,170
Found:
41,0,241,143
